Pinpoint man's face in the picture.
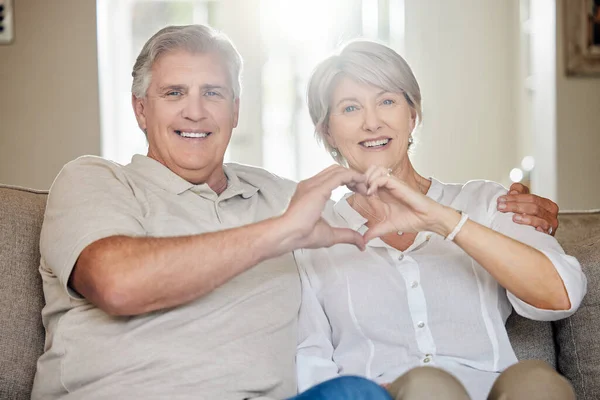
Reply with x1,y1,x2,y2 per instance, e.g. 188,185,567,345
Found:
133,50,239,184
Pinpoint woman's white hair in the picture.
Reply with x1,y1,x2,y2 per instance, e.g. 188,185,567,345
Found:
132,25,243,99
307,40,422,164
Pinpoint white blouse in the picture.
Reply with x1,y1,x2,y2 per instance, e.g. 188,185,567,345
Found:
295,178,586,400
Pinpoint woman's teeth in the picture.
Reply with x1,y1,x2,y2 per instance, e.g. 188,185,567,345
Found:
176,131,210,138
361,138,390,148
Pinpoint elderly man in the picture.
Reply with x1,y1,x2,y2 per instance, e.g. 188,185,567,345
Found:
31,25,559,400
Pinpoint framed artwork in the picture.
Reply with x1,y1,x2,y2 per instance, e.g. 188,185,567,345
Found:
564,0,600,76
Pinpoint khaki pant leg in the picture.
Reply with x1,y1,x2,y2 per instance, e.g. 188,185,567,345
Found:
386,366,471,400
487,360,575,400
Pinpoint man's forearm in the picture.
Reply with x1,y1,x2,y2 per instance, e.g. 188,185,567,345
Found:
72,215,296,316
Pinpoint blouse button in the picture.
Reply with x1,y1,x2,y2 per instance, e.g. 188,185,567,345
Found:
417,321,425,328
398,253,404,261
411,281,419,288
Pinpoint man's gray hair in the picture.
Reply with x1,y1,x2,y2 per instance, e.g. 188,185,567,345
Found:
307,40,422,164
132,25,243,99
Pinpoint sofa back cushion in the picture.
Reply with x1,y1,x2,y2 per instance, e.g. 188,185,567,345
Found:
506,313,556,367
0,185,47,400
553,211,600,400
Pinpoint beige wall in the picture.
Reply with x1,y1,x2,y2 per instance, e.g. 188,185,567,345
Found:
404,0,519,188
1,0,598,209
555,0,600,210
0,0,100,190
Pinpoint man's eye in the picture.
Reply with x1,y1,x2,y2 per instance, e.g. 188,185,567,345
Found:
382,99,395,105
167,91,182,96
205,91,220,97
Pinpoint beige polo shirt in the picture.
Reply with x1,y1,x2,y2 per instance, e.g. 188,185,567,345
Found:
32,155,301,400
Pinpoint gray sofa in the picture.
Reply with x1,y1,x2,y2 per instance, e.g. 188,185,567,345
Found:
1,184,599,400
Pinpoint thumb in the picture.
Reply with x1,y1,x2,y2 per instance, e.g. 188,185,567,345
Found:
329,227,366,251
363,222,395,243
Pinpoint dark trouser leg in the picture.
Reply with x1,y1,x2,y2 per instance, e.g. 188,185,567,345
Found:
289,376,393,400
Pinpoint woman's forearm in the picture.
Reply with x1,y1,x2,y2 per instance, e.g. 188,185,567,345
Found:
430,206,571,311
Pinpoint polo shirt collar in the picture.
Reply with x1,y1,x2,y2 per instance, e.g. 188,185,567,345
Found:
127,155,259,200
221,164,260,200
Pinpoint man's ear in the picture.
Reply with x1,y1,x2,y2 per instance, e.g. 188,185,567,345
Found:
232,97,240,128
132,94,147,132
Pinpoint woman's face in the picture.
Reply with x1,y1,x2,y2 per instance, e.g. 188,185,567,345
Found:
326,76,416,173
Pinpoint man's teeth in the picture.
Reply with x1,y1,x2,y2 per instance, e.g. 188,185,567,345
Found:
177,131,209,138
362,138,390,147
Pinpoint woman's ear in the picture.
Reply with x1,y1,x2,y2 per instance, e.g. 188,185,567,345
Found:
321,123,337,149
409,108,417,132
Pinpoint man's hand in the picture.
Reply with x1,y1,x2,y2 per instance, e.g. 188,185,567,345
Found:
279,165,368,251
496,182,559,235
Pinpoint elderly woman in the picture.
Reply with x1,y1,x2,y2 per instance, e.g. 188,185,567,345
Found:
295,41,586,400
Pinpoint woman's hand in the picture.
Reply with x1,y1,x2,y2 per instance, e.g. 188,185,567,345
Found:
361,166,457,242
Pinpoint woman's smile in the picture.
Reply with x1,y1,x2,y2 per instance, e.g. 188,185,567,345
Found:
358,136,392,151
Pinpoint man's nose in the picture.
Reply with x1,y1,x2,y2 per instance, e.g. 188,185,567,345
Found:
181,95,208,121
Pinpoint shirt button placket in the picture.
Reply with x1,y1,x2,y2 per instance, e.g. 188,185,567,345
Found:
215,201,223,223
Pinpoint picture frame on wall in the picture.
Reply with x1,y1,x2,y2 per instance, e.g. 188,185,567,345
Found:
565,0,600,76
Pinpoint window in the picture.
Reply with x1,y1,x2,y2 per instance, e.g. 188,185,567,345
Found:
97,0,211,164
97,0,403,190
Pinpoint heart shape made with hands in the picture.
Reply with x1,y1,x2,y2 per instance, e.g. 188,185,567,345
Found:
346,168,437,242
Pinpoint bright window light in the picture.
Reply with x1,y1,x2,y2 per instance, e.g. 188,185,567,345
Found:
97,0,404,198
510,168,524,182
521,155,535,171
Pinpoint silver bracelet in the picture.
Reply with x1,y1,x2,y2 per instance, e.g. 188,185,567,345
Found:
445,211,469,241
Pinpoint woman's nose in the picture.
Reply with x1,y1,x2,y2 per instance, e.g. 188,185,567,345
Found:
362,106,382,132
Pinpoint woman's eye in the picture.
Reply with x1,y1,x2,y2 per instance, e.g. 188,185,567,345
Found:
382,99,395,105
344,105,358,113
